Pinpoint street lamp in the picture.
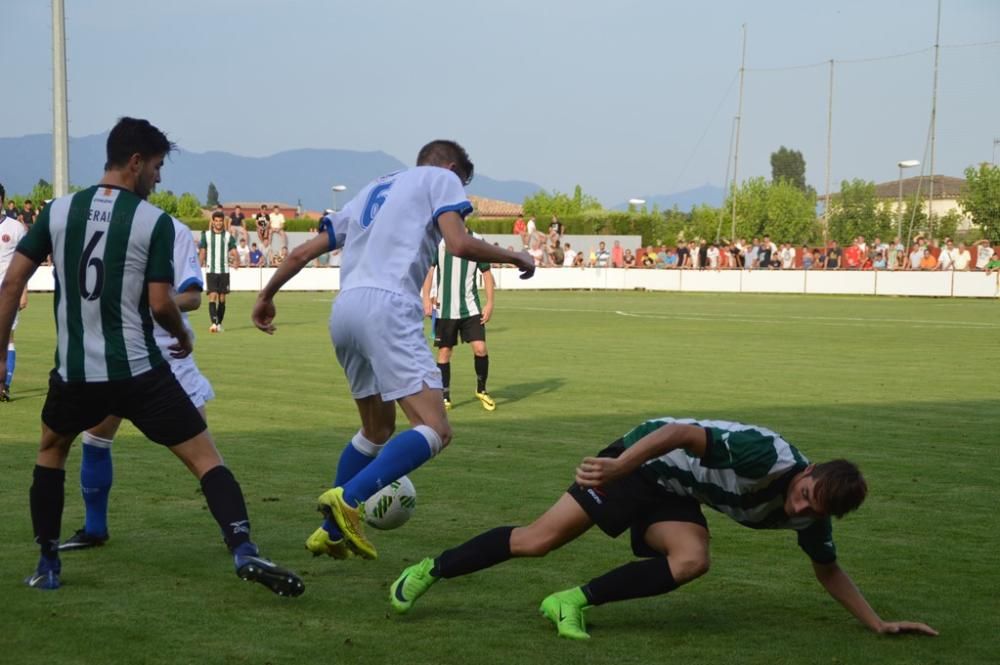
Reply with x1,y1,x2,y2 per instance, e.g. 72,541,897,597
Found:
331,185,347,211
896,160,919,241
628,198,646,212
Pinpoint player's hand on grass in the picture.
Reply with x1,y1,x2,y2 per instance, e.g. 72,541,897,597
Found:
575,456,627,487
876,620,938,636
169,331,192,359
252,297,277,334
514,251,536,279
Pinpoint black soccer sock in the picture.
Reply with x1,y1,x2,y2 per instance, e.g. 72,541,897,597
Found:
218,301,226,325
582,557,678,606
199,465,251,551
474,355,489,393
432,526,515,579
437,362,451,398
208,301,218,325
30,465,66,559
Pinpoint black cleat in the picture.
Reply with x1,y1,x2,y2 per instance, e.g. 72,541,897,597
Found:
235,552,305,597
0,383,10,402
58,528,110,551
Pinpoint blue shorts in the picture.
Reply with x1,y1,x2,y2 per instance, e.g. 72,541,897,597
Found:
329,287,442,401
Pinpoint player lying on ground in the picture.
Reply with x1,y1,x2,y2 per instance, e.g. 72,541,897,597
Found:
389,416,937,639
252,140,534,561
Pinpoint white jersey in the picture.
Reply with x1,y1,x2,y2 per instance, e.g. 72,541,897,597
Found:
0,216,27,277
322,167,472,304
152,221,202,353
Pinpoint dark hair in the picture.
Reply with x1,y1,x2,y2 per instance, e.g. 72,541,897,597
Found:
416,140,474,185
0,182,5,202
811,460,867,518
211,210,225,219
105,117,175,170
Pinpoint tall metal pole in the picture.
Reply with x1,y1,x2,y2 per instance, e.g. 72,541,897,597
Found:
993,138,999,166
52,0,70,197
717,116,736,243
730,24,747,241
897,166,904,241
926,0,941,239
823,59,834,242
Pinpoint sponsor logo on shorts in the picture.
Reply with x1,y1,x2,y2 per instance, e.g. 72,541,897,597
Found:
586,488,604,505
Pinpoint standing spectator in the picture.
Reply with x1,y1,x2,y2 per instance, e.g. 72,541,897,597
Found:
953,242,972,271
512,216,526,248
919,249,938,271
697,240,709,270
20,200,36,226
906,241,924,270
249,242,265,267
269,204,287,253
528,237,545,267
255,204,271,251
622,248,635,268
611,240,624,268
887,236,905,270
872,252,887,270
676,241,690,269
271,246,289,266
757,238,772,270
743,238,759,270
937,239,958,271
780,243,795,270
824,241,842,270
547,237,564,267
707,243,721,270
975,239,995,270
236,237,250,267
548,215,563,241
843,239,861,270
4,199,17,219
984,250,1000,275
732,238,745,269
562,243,577,267
572,250,585,268
228,204,248,244
686,241,700,269
802,245,815,270
526,216,537,242
199,210,237,333
595,241,610,268
641,245,658,268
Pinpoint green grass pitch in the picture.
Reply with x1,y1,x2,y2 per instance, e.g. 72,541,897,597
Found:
1,290,997,664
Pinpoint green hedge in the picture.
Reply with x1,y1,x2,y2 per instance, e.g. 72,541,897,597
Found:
468,212,697,246
179,217,321,232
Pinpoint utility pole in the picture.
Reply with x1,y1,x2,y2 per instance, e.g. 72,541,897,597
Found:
823,59,834,242
926,0,941,239
730,24,747,242
52,0,70,197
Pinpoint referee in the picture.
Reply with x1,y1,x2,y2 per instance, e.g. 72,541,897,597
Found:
199,210,237,332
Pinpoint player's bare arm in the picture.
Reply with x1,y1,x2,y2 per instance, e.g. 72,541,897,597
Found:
438,212,535,279
148,281,191,358
421,267,435,317
575,423,707,487
480,270,495,324
174,285,202,313
0,253,39,369
18,286,28,311
253,233,330,333
812,560,938,636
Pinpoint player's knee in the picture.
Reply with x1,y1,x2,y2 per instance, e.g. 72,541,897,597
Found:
414,424,449,455
364,423,395,444
670,553,710,582
509,525,557,557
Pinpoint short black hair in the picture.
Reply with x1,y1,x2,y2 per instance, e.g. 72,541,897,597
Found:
812,460,867,518
105,117,175,170
211,210,225,220
0,182,5,203
416,140,474,185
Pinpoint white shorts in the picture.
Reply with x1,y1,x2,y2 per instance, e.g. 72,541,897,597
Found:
329,287,442,401
168,355,215,409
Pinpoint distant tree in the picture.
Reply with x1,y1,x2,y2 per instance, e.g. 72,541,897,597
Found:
724,177,816,243
770,146,807,191
523,185,602,218
206,182,220,207
148,191,179,215
827,179,889,244
176,192,203,218
958,163,1000,242
30,178,54,203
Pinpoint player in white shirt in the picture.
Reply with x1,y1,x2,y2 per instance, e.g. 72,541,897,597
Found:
58,219,217,550
253,140,535,560
0,183,28,401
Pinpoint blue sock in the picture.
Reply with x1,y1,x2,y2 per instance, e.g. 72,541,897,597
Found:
80,433,113,536
324,432,380,538
341,427,439,506
5,346,14,386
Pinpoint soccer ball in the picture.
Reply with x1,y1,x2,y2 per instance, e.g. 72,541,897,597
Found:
360,476,416,530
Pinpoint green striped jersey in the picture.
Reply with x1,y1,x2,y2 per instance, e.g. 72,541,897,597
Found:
199,229,236,274
433,234,491,319
624,417,836,563
16,185,175,382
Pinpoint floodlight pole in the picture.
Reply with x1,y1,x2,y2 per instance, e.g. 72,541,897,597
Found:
823,59,834,242
730,23,747,242
926,0,941,239
52,0,70,197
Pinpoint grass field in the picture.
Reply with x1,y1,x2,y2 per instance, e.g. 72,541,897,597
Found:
2,290,998,665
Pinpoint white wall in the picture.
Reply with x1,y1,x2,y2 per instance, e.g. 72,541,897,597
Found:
26,267,998,298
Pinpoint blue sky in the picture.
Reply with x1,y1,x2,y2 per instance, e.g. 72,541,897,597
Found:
2,0,998,205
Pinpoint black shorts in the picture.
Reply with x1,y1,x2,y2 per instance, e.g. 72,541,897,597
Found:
568,440,708,557
434,316,486,348
206,272,231,294
41,363,207,446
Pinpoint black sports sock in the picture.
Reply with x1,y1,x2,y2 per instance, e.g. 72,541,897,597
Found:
208,301,218,325
437,362,451,398
582,557,678,606
200,465,251,551
432,526,514,578
30,465,65,559
218,302,226,324
474,355,489,393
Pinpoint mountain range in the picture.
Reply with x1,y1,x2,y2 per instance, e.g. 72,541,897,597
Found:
1,132,725,213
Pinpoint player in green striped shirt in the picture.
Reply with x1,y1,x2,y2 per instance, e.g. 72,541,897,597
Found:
199,211,237,332
421,234,496,411
0,117,302,596
390,416,937,639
